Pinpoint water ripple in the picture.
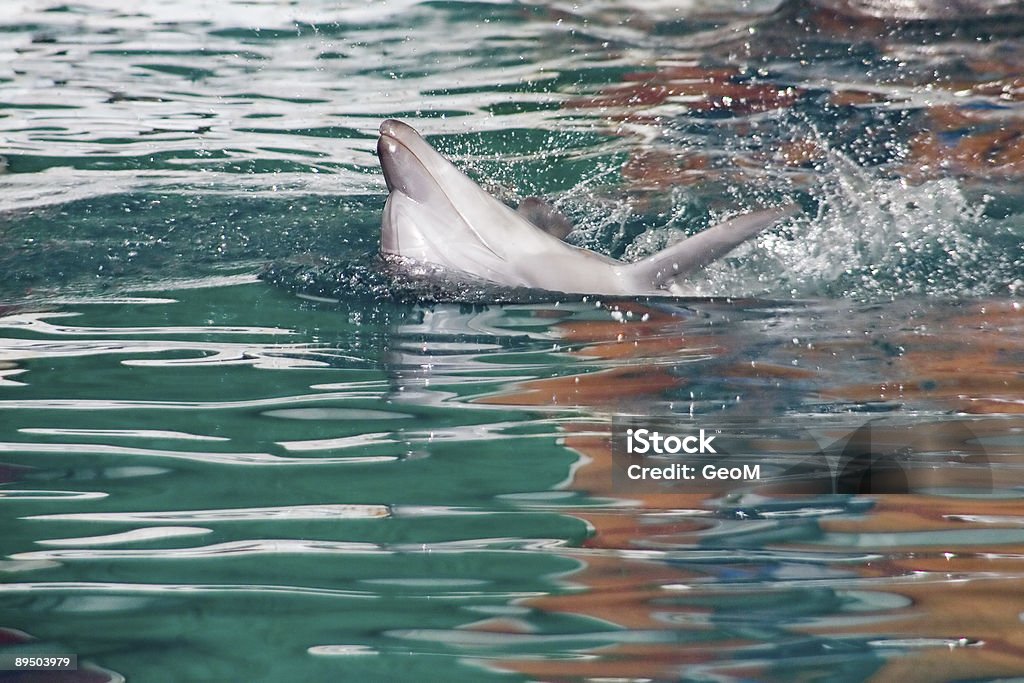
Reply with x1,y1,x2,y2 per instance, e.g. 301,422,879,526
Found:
20,428,230,442
29,504,391,523
0,311,293,336
11,539,386,561
0,337,362,369
0,441,396,465
0,581,379,600
37,527,212,547
0,391,390,411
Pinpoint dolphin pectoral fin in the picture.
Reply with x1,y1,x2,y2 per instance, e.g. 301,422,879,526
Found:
626,203,800,289
516,197,574,240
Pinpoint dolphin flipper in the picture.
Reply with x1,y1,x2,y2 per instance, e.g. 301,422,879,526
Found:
625,204,799,289
516,197,573,240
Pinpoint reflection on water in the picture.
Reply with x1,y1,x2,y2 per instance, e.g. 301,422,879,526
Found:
0,284,1022,681
2,0,1024,680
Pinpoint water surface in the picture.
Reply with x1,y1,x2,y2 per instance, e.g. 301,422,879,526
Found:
2,1,1024,681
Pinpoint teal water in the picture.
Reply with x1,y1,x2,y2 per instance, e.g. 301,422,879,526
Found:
3,1,1024,681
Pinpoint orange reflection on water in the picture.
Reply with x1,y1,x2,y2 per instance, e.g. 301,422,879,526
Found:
474,299,1024,681
821,301,1024,413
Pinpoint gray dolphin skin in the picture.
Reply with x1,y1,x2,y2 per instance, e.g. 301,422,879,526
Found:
378,119,798,296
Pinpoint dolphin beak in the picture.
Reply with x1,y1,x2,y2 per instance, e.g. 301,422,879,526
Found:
377,121,403,194
378,119,437,199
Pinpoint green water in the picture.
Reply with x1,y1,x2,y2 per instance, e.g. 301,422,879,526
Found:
1,284,592,681
3,1,1024,681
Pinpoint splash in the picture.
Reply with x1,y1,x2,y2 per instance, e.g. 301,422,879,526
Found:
568,148,1022,301
698,157,1022,299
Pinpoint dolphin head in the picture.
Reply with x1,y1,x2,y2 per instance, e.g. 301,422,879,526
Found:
377,119,457,257
377,119,576,286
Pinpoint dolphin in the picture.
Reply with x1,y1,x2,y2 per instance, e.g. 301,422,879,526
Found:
377,119,797,296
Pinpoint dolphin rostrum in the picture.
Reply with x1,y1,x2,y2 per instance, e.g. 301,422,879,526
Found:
377,119,797,296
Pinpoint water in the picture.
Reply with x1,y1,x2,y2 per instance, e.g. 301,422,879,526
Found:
2,1,1024,681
